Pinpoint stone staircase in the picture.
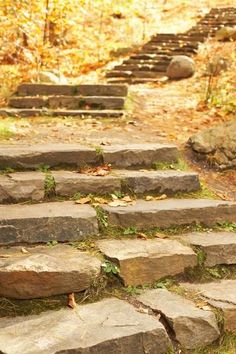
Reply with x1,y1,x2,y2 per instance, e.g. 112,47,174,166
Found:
0,83,128,118
0,142,236,353
106,7,236,84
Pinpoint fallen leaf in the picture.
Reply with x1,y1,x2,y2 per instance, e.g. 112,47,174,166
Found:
155,233,168,239
108,200,127,207
21,247,29,254
146,195,154,201
121,196,133,202
93,197,108,204
68,293,77,309
155,194,167,200
79,164,111,177
75,197,91,204
137,233,148,240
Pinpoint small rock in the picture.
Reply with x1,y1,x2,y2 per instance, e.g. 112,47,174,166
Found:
166,55,195,79
0,244,101,299
137,289,220,349
188,120,236,170
215,26,236,41
182,280,236,332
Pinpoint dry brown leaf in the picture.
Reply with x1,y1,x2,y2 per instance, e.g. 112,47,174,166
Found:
21,247,29,254
93,197,108,204
137,233,148,240
121,196,133,203
68,293,77,309
155,233,168,239
79,164,111,177
75,197,91,204
146,195,154,201
155,194,167,200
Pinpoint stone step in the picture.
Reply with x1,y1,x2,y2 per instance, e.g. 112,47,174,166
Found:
129,54,172,60
101,199,236,229
107,77,166,84
182,280,236,332
97,238,197,285
0,170,200,203
9,96,125,110
137,289,220,349
0,298,172,354
0,143,178,170
150,36,204,43
181,231,236,267
0,108,125,118
0,201,98,245
142,43,199,51
111,64,168,72
17,83,128,97
142,48,197,55
0,244,101,299
106,71,166,79
123,58,171,65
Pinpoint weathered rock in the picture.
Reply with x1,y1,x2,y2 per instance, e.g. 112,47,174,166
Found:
137,289,220,349
188,120,236,170
97,239,197,285
181,232,236,267
215,26,236,40
0,201,98,245
166,55,195,79
103,143,179,167
0,172,44,203
0,244,101,299
0,144,101,169
182,280,236,331
119,170,200,194
0,298,172,354
101,199,236,229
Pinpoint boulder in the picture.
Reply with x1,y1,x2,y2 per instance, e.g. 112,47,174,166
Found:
215,27,236,41
188,120,236,169
166,55,195,79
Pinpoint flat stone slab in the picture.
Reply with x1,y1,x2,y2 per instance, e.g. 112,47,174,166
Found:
182,280,236,332
0,172,44,203
0,170,200,202
181,232,236,267
0,298,172,354
17,83,128,97
53,171,121,197
119,170,200,194
101,199,236,229
97,239,197,285
0,108,124,118
0,201,98,245
0,244,101,299
0,143,178,170
137,289,219,349
103,143,178,167
9,96,125,110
